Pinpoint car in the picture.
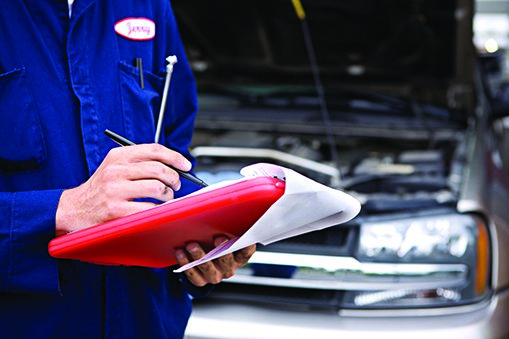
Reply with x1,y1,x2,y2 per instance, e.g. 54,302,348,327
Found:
171,0,509,338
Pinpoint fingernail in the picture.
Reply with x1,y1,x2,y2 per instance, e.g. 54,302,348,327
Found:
175,250,185,259
188,245,199,253
174,181,181,191
214,237,228,246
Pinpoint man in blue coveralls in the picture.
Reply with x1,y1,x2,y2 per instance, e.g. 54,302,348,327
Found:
0,1,255,338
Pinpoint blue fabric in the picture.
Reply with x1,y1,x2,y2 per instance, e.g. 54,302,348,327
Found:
0,0,204,337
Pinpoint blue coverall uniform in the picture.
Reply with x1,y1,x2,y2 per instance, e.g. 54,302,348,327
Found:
0,0,203,337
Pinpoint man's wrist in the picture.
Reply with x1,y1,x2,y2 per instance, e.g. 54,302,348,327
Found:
55,189,79,236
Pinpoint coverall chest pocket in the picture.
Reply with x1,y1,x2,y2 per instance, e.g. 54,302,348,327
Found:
118,61,164,143
0,68,46,174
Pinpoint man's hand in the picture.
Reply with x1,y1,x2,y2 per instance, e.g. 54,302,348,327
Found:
55,144,192,236
175,236,256,286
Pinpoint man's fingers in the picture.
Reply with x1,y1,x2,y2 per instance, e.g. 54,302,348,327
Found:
123,179,174,202
113,143,192,172
176,247,217,287
56,143,192,235
97,178,174,204
99,159,182,192
233,244,256,266
101,144,191,192
183,267,208,287
213,254,235,279
185,242,206,260
174,239,257,287
185,242,222,284
195,261,222,285
175,249,208,287
211,236,235,277
122,161,182,191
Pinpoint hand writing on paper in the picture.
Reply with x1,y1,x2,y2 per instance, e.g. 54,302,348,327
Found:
175,236,256,286
55,144,192,236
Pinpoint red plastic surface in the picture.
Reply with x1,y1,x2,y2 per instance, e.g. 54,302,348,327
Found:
48,176,285,268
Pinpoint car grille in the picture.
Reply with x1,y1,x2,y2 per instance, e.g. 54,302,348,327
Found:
195,223,358,310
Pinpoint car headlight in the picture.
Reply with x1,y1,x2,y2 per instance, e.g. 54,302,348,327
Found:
358,214,476,260
224,212,490,311
345,212,490,308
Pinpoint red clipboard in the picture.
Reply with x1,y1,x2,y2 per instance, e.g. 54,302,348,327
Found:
48,176,285,268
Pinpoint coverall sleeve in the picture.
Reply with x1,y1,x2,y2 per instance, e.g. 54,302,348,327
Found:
0,189,63,294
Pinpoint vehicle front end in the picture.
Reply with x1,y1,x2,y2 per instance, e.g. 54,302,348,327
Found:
171,0,509,337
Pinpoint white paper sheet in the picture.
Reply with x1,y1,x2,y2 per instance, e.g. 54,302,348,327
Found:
174,163,360,272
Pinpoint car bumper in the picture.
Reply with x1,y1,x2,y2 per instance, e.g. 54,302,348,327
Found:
184,288,509,339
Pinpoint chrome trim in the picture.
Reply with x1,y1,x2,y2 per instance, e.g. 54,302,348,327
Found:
250,251,467,275
338,297,493,318
223,252,468,291
191,146,341,186
227,272,465,291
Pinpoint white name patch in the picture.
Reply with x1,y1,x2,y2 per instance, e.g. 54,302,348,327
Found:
114,17,156,41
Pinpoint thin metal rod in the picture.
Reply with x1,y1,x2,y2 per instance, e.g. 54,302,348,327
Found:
155,55,178,143
291,0,342,182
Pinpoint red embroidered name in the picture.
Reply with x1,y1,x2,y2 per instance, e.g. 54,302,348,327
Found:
114,18,156,41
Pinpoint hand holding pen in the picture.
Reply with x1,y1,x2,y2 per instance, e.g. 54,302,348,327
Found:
55,132,204,235
104,129,207,187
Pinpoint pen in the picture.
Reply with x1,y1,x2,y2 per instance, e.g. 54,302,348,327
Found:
135,57,144,89
104,129,208,187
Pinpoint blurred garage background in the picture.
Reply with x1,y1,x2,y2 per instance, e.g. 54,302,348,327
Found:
173,1,509,338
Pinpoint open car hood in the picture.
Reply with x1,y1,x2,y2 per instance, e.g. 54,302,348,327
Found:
173,0,476,113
